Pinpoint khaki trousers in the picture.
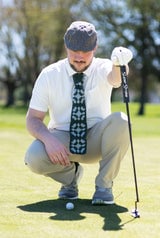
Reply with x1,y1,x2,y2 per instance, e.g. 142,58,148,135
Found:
25,112,129,188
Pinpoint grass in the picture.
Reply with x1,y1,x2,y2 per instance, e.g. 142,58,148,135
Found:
0,103,160,238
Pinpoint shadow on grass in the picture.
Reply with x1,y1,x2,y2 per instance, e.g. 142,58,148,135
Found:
17,199,134,231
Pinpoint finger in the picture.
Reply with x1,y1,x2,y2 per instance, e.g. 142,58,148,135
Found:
60,153,71,166
50,156,59,164
50,154,70,166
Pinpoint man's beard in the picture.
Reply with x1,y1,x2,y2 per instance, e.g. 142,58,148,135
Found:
70,61,91,72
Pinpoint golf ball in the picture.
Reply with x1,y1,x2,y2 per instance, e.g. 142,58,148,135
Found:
66,202,74,210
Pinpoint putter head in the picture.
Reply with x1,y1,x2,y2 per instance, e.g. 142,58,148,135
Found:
131,209,140,218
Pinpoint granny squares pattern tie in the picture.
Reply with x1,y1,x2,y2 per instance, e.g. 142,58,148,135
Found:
70,73,87,154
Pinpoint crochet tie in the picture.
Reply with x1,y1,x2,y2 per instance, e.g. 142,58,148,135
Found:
70,73,87,154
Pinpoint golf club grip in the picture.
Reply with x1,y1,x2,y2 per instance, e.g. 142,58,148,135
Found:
120,65,130,103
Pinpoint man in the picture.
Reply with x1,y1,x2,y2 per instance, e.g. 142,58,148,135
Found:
25,21,133,205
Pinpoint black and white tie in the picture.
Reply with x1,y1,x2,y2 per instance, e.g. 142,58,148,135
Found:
70,73,87,154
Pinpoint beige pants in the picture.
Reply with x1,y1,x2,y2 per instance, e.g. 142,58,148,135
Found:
25,112,129,188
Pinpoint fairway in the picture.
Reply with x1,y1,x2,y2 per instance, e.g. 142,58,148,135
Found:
0,103,160,238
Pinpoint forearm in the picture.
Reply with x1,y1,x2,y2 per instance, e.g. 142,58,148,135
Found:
26,108,67,150
26,115,52,144
108,64,129,88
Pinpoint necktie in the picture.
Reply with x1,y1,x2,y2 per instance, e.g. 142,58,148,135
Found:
70,73,87,154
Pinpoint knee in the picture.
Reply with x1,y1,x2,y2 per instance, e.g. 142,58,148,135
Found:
24,140,47,175
111,112,128,128
25,151,41,174
109,112,129,140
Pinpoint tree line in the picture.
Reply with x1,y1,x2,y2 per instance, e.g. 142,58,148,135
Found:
0,0,159,115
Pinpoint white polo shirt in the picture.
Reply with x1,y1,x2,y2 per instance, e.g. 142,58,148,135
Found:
29,57,114,131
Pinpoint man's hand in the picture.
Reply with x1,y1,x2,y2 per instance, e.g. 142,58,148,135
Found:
111,46,133,66
43,135,71,166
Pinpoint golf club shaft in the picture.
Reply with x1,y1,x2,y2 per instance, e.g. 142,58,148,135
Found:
120,65,140,207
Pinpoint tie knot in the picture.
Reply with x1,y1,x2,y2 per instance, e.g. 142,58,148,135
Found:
73,73,84,85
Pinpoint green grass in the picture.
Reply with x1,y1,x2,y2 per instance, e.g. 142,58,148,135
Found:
0,103,160,238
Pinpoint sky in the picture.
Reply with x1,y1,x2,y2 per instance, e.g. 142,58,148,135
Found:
0,0,13,7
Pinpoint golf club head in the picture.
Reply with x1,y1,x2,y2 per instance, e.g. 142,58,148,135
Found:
131,209,140,218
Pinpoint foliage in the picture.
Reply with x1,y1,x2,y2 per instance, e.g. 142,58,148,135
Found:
0,0,160,115
0,0,79,105
83,0,160,114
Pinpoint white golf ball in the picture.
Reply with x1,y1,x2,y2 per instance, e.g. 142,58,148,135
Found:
66,202,74,210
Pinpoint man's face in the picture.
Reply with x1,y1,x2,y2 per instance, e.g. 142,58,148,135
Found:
66,48,96,73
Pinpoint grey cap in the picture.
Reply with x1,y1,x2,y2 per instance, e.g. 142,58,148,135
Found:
64,21,97,52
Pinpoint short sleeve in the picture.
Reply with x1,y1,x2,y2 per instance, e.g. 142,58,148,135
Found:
29,70,49,112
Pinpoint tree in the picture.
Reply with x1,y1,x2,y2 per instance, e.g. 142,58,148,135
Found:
127,0,160,114
0,28,18,106
0,0,79,106
1,0,159,111
83,0,160,115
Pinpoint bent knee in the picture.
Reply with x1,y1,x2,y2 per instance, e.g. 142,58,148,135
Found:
111,112,128,127
24,140,48,174
25,151,42,174
110,112,129,139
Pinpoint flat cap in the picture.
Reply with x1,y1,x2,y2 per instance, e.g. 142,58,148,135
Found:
64,21,97,52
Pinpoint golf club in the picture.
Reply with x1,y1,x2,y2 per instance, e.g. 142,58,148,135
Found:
120,64,140,218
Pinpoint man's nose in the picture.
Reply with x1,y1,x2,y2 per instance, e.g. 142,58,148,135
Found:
74,52,84,61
